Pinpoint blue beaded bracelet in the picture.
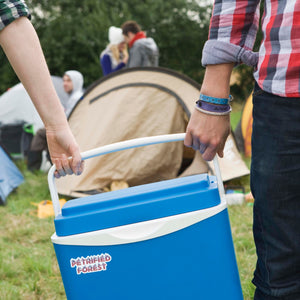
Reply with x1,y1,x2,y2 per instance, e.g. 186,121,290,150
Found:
199,93,233,105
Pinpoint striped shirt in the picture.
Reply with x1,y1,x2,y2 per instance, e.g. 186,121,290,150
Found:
202,0,300,97
0,0,30,31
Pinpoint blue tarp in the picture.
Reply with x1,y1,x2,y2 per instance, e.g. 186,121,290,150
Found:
0,146,24,205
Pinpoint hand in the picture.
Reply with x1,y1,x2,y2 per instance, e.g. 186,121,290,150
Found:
46,125,84,178
122,50,129,64
184,109,230,161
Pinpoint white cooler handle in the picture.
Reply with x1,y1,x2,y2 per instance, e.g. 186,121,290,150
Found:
48,133,225,217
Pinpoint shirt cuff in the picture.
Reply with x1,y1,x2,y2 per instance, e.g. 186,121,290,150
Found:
201,40,258,68
0,0,31,31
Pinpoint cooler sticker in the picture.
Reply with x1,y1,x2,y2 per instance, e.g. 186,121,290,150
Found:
70,253,112,275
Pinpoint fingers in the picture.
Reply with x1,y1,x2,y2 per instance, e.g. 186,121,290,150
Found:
62,155,73,175
217,140,226,158
202,144,218,161
185,135,217,161
199,143,207,154
185,130,225,161
45,125,84,178
184,109,230,161
53,157,66,179
185,130,217,161
53,154,84,179
192,135,201,152
70,147,84,176
184,131,193,148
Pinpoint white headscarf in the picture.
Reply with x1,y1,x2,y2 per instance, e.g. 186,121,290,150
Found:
64,70,84,117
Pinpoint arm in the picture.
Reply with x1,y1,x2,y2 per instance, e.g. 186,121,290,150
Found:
101,54,126,75
100,54,113,75
127,45,143,68
185,0,261,161
113,62,126,72
0,17,83,178
184,63,234,161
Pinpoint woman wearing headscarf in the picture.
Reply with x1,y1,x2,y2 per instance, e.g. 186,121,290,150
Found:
63,70,84,117
28,70,84,171
100,26,128,75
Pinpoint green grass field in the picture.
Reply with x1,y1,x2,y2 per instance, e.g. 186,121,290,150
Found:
1,104,256,299
0,159,256,300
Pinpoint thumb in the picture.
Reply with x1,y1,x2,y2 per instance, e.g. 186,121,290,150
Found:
70,144,83,175
217,140,226,158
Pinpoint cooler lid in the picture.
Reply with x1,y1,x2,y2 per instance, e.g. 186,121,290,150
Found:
54,174,220,236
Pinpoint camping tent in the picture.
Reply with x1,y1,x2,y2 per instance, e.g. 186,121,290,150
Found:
0,145,24,205
234,92,253,157
0,76,68,157
56,67,249,197
240,93,253,157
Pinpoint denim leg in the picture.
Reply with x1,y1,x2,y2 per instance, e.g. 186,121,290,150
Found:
254,288,300,300
251,84,300,299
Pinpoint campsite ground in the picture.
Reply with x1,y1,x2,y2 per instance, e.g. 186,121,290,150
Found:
0,104,255,299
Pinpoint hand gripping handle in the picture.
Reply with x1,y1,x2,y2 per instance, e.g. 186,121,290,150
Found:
48,133,225,217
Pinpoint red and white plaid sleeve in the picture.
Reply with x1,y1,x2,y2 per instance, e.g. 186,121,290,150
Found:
202,0,261,67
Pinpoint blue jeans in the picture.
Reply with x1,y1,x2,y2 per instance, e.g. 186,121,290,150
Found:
251,83,300,299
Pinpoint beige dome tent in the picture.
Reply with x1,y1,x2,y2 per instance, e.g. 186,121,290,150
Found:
56,67,249,197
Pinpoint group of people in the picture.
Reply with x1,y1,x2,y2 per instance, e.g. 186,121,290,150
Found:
100,21,159,75
28,20,158,170
1,0,300,299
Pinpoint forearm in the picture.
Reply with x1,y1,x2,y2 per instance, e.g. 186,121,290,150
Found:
101,55,113,75
113,62,126,72
0,17,67,129
200,63,234,98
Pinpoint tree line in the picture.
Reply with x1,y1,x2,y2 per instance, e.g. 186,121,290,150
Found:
0,0,258,100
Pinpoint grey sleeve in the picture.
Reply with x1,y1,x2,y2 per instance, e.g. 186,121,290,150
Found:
201,40,259,67
127,46,144,68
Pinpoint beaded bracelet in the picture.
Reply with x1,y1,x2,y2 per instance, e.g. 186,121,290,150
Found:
199,93,233,105
195,100,232,116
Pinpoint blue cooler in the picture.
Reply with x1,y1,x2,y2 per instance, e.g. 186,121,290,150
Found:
48,134,243,300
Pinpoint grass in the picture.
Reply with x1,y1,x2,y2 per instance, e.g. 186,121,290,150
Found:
228,101,256,299
0,164,66,300
1,113,256,299
231,101,244,131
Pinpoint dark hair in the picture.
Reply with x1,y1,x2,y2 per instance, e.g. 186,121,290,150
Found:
121,21,141,36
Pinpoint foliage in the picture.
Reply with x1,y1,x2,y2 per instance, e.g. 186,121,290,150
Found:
0,0,212,93
230,65,255,102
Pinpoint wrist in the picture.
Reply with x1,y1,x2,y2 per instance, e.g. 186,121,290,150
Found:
201,63,234,98
195,101,232,116
199,93,233,105
44,110,68,131
195,93,233,116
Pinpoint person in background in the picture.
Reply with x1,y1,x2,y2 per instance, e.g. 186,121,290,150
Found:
100,26,128,76
184,1,300,299
28,70,84,171
62,70,84,117
0,1,83,178
121,20,159,68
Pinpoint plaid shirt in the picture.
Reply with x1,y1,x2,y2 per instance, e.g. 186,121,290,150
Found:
202,0,300,98
0,0,30,31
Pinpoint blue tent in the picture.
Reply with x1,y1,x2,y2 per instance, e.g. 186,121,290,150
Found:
0,146,24,205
